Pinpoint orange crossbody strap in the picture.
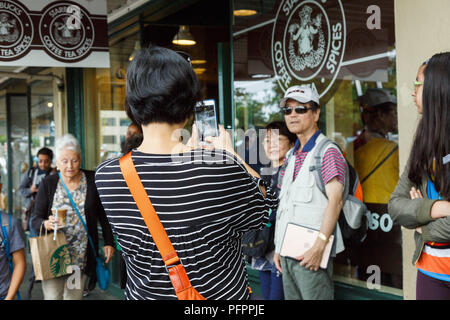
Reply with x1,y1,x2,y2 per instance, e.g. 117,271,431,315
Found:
119,152,179,267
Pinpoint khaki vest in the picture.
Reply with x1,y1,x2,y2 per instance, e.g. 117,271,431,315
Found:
274,133,345,256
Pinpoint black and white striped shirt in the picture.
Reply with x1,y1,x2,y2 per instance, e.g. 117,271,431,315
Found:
95,149,277,300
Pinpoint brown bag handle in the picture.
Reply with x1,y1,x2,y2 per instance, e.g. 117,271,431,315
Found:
119,152,205,300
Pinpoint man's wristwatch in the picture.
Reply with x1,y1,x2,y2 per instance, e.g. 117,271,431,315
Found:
318,232,329,243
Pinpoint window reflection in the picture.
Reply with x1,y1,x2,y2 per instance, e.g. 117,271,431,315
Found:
234,0,401,293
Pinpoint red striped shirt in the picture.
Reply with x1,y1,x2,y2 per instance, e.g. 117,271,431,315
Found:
280,146,346,186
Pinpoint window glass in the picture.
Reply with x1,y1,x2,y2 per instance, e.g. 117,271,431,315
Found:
30,80,55,158
8,95,30,217
0,96,6,204
233,0,401,294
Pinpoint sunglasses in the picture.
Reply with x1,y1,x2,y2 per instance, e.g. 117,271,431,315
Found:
175,51,192,66
282,106,315,115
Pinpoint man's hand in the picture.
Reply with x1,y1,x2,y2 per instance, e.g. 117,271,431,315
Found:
273,253,283,273
30,184,39,193
296,238,327,272
296,177,343,272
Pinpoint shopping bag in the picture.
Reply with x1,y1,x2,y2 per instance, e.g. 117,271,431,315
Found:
29,227,71,281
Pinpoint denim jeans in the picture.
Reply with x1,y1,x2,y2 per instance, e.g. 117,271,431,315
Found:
259,270,284,300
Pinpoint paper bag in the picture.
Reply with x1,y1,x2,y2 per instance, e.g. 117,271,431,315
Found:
29,230,71,280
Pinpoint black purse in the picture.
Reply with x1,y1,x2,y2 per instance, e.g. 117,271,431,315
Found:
242,226,272,258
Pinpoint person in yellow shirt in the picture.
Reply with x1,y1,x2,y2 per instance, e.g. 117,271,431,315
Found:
347,88,401,288
353,88,399,203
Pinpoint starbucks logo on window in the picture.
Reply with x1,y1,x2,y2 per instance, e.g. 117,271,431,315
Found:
272,0,346,99
39,1,94,62
0,0,33,61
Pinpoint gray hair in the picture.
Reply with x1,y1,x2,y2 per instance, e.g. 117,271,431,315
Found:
54,134,81,161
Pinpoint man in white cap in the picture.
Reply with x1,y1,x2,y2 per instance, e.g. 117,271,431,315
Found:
273,84,347,300
346,88,401,288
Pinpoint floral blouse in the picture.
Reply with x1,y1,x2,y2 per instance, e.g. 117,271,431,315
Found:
51,172,88,272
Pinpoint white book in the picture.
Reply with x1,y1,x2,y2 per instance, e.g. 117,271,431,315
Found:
280,223,334,269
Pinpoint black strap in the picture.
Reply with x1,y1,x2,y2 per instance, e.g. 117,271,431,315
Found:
360,145,398,184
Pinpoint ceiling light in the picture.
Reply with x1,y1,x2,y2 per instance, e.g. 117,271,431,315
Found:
191,59,207,65
251,74,272,79
233,9,257,16
193,67,206,74
172,25,196,46
129,40,141,62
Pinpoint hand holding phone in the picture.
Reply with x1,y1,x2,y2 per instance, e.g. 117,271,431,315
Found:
204,125,233,153
194,99,219,142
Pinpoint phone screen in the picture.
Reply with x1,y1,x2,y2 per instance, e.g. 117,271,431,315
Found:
194,99,219,140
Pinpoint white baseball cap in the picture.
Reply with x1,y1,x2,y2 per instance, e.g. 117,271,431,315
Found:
279,85,320,108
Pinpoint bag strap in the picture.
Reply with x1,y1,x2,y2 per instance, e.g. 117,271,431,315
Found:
119,152,180,268
58,172,98,259
309,137,350,203
360,144,398,184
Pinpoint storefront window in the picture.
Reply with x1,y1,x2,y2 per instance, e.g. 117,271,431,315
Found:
0,96,6,201
8,94,30,217
85,18,229,169
233,0,401,294
30,80,55,158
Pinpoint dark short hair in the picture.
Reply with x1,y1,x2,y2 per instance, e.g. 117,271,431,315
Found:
37,147,53,160
125,46,201,126
308,101,320,112
265,121,297,144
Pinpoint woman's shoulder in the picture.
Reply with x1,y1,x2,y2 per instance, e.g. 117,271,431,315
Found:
96,156,120,174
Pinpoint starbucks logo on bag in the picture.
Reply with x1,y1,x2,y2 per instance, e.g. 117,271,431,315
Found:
39,1,94,62
49,244,71,276
0,0,33,61
272,0,346,99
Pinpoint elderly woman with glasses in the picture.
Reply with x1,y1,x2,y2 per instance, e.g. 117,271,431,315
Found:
31,134,114,300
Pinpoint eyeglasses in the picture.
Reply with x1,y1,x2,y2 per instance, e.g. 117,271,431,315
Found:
282,106,314,115
413,81,424,91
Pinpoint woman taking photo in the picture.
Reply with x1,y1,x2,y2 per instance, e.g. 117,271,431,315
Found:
32,134,115,300
95,46,277,300
388,52,450,300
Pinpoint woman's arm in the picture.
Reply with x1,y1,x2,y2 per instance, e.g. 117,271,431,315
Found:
93,183,115,263
31,178,51,233
388,166,437,229
430,200,450,219
421,216,450,243
4,249,26,300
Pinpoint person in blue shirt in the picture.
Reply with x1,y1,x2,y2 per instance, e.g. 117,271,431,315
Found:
0,211,26,300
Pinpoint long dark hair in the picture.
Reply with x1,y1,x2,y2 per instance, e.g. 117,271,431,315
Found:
407,52,450,200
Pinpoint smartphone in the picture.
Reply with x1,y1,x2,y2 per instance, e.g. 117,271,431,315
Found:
194,99,219,141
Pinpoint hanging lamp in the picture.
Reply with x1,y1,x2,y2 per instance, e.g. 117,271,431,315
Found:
172,25,196,46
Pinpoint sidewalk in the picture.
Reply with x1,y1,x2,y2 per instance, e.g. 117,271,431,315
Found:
18,250,123,300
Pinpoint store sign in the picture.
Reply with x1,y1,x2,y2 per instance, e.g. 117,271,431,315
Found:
0,0,109,67
272,0,346,97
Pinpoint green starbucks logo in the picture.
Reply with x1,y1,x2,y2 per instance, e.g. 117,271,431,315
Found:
49,244,71,276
